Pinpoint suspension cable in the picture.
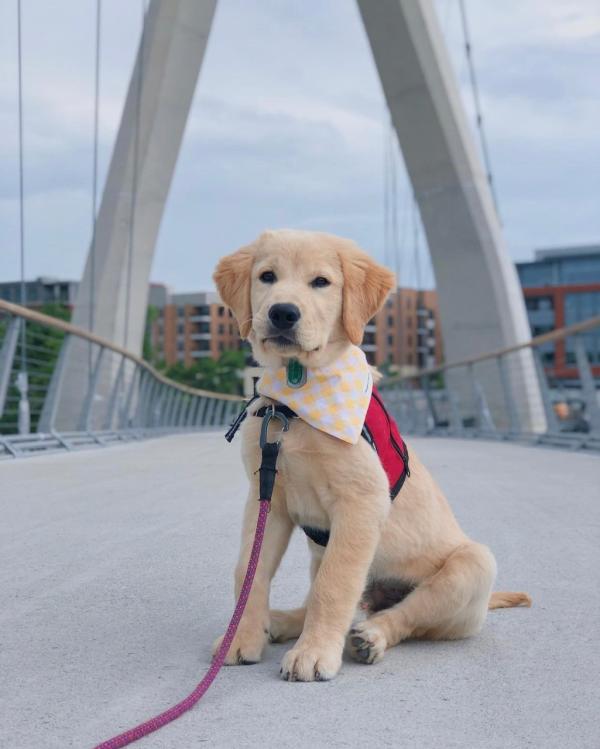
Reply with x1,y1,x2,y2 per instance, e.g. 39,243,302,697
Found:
389,119,399,282
457,0,500,220
412,196,423,292
16,0,26,372
89,0,102,380
123,0,148,350
90,0,101,334
383,105,390,270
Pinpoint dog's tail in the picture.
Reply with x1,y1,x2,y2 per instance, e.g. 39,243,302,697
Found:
488,591,532,610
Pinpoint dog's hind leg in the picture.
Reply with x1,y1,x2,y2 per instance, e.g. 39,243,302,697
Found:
269,607,306,643
348,542,496,664
269,546,322,643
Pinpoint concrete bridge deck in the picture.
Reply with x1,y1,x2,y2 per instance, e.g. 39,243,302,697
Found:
1,433,598,748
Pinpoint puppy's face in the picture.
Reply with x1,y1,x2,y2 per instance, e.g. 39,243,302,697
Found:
214,230,395,368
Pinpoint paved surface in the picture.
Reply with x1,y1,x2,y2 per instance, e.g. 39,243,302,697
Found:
1,433,599,749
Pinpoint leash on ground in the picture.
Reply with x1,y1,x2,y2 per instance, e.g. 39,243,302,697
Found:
93,408,288,749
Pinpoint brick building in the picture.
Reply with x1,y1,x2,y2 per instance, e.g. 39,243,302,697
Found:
149,286,242,366
372,287,443,372
149,283,442,372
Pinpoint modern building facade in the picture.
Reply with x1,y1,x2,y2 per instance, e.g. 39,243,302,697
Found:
0,278,78,308
516,244,600,379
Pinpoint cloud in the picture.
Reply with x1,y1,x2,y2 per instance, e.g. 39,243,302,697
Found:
0,0,598,294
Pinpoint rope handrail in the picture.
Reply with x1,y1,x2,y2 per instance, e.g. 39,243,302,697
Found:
383,315,600,384
0,299,243,402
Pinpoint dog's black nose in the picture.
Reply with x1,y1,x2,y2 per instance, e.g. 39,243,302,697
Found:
268,303,301,331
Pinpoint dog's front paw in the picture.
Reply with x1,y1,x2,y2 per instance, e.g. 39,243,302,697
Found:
280,639,342,682
212,625,268,666
347,620,387,664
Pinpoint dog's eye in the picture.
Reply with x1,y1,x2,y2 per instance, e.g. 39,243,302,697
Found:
311,276,330,288
259,270,277,284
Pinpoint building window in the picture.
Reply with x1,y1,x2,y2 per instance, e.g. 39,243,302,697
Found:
218,306,225,317
218,341,224,352
564,291,600,364
387,335,393,346
387,315,394,327
218,324,224,335
177,322,184,334
525,296,554,311
177,306,185,317
194,305,210,316
198,340,210,351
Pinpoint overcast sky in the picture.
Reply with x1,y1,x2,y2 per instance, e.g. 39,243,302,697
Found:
0,0,599,293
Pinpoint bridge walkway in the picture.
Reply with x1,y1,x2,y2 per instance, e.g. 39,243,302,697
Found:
1,433,598,748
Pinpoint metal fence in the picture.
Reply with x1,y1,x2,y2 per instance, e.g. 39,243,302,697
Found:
0,300,244,458
2,300,599,457
379,316,600,450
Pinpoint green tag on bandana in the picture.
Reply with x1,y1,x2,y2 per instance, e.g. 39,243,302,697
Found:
286,358,307,388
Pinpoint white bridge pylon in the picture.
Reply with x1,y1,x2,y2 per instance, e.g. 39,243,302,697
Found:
58,0,544,432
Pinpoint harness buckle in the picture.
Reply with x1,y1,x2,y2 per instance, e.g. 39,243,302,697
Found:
259,405,290,449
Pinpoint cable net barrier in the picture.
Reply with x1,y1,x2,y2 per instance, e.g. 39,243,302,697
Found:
379,316,600,451
0,301,243,458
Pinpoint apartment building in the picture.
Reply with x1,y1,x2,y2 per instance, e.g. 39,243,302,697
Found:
150,283,442,372
373,287,443,373
0,277,78,308
149,285,242,365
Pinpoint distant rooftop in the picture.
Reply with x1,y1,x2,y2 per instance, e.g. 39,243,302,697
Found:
534,243,600,262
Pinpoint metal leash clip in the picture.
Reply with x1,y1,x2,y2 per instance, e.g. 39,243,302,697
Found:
259,404,290,449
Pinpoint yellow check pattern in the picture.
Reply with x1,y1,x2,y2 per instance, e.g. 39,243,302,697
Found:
258,345,373,444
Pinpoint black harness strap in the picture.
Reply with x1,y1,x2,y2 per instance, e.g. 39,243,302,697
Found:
224,395,259,443
258,441,280,501
301,526,332,547
225,398,380,548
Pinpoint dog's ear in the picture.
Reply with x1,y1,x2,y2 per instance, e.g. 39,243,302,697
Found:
213,244,255,339
339,244,395,345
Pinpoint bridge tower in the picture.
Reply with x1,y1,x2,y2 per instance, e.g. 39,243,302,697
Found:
55,0,544,431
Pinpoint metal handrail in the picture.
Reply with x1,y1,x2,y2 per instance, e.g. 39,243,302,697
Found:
379,315,600,450
0,300,246,455
383,315,600,383
0,299,242,402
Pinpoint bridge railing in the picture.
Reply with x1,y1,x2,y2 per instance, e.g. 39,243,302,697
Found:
379,316,600,450
0,300,243,457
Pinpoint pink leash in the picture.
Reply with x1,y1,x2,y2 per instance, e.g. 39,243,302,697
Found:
93,499,270,749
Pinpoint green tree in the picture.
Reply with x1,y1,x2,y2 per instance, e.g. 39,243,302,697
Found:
143,305,160,364
0,303,71,434
163,349,245,395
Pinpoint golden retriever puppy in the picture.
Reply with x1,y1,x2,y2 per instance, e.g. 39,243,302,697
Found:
213,229,530,682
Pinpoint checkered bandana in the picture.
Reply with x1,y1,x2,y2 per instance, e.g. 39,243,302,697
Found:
257,345,373,444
